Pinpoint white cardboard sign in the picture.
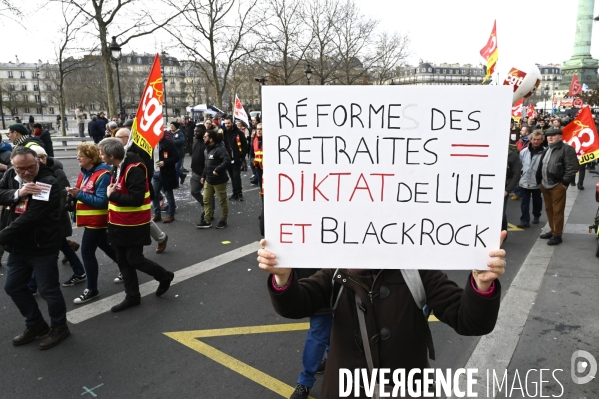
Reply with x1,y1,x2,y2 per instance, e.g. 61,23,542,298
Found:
263,85,512,270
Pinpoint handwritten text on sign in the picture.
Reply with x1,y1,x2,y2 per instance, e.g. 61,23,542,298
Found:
263,86,512,270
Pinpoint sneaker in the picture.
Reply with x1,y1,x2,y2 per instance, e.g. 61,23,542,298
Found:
547,235,563,246
73,289,100,304
290,384,310,399
516,222,530,228
196,220,212,229
114,273,124,283
316,357,327,374
532,217,540,224
62,274,87,287
216,220,228,229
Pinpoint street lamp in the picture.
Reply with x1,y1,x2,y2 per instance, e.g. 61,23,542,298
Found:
305,64,312,85
161,61,168,123
35,63,43,120
543,84,550,115
109,36,125,124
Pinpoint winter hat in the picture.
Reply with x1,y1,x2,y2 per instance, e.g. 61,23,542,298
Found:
29,145,47,156
8,123,28,136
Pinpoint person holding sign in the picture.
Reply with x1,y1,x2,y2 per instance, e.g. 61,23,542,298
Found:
0,146,70,349
257,235,506,399
535,128,579,246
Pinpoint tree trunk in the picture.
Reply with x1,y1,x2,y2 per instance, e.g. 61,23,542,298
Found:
98,24,116,118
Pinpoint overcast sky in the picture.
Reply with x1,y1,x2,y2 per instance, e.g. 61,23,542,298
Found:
6,0,596,83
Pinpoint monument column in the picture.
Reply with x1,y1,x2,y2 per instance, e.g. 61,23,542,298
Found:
559,0,599,92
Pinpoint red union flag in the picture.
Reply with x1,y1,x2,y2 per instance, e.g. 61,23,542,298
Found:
562,107,599,164
569,74,582,96
233,94,249,127
511,99,523,122
503,68,526,93
526,104,537,118
131,54,164,157
480,20,498,83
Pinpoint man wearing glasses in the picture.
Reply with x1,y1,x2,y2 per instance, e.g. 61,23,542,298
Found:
0,146,69,349
6,123,44,150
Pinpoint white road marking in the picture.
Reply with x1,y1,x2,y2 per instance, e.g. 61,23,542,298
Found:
67,242,259,324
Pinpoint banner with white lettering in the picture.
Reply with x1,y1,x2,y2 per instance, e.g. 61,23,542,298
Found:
263,86,512,270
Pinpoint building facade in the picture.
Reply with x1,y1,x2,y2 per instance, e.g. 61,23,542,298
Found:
390,62,487,85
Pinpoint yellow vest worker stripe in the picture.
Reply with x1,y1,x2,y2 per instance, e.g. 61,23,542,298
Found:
108,162,151,227
75,169,110,229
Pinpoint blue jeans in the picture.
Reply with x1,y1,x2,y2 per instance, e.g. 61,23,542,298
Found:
81,227,117,291
520,188,542,223
175,153,186,180
297,313,333,388
4,253,66,327
28,238,85,290
152,172,176,218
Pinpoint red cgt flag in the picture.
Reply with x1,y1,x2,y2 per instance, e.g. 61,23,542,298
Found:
569,74,582,96
526,104,537,119
562,107,599,164
480,20,498,83
511,99,523,122
131,54,164,157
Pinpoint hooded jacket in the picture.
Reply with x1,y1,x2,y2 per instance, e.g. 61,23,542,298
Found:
0,163,61,257
269,268,501,399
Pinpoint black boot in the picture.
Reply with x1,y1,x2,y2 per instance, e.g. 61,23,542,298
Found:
111,296,141,312
39,324,70,350
156,272,175,297
12,320,50,346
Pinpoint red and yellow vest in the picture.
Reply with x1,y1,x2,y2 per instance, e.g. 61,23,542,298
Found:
253,135,263,169
108,162,151,227
75,169,110,229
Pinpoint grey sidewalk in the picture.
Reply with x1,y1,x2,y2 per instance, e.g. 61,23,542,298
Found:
452,183,598,398
505,183,598,398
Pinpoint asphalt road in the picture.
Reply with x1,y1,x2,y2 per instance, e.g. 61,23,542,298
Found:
0,156,541,399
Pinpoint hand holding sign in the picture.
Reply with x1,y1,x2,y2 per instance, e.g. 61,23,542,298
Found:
18,182,42,199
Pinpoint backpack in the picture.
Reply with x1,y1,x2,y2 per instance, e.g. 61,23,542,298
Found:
330,268,435,361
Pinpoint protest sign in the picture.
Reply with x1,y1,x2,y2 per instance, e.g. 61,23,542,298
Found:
262,85,512,270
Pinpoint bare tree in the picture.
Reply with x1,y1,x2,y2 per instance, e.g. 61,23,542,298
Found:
331,0,380,85
164,0,260,108
370,31,410,85
253,0,312,85
0,0,21,17
51,4,94,136
56,0,177,118
304,0,339,85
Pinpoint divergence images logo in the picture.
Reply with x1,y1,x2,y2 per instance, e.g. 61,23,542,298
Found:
571,350,597,385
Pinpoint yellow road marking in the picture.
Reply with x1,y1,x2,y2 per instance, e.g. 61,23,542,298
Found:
507,223,523,232
164,318,438,398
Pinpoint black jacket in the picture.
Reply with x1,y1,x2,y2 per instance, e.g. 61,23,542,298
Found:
36,129,54,157
128,142,155,200
47,157,73,238
202,142,231,185
224,126,248,162
505,145,522,192
191,136,206,176
107,152,151,247
156,137,179,191
535,141,579,187
0,164,62,257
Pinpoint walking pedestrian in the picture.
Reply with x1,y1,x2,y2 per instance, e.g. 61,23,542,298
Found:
99,138,175,312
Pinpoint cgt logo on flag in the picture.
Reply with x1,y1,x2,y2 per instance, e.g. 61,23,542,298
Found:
503,68,526,92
